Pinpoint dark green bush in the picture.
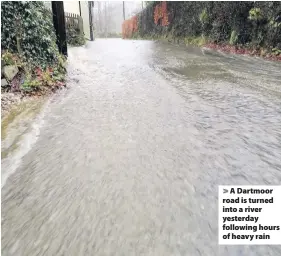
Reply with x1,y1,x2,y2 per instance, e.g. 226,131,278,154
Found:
1,1,60,68
66,27,86,46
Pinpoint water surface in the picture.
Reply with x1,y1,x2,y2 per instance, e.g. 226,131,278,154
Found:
2,39,281,255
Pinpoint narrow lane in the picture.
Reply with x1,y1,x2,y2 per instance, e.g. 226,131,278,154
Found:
2,39,281,255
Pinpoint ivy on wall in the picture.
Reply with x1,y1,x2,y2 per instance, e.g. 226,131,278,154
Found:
132,1,281,51
1,2,67,93
1,1,60,69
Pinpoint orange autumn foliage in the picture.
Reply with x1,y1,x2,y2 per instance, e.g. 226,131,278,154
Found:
154,1,169,26
122,15,138,39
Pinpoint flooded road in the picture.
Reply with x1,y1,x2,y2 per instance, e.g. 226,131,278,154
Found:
2,39,281,255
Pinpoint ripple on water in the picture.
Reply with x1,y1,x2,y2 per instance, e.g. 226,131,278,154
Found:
1,39,281,256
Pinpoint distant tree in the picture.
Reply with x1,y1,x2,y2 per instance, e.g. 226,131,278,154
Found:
123,1,125,20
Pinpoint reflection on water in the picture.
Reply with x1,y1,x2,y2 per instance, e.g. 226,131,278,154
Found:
2,39,281,256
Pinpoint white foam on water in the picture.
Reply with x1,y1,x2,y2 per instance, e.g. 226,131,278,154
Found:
1,100,50,188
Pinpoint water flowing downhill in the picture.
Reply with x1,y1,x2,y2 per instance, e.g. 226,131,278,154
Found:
2,39,281,256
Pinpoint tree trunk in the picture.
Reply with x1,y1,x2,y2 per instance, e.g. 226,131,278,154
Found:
98,1,102,34
123,1,125,20
88,1,94,41
104,2,107,36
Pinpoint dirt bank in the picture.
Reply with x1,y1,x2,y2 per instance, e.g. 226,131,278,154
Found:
1,84,65,120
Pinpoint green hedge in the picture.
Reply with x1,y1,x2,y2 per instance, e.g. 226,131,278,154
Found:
66,27,86,46
1,1,60,68
137,1,281,49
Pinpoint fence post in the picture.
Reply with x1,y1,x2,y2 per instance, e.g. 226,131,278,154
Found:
52,1,67,56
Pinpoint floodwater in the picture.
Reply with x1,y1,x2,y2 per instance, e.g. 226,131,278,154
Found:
2,39,281,255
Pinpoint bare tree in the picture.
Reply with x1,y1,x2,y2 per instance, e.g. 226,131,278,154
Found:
103,2,107,36
123,1,125,20
98,1,102,34
94,1,138,37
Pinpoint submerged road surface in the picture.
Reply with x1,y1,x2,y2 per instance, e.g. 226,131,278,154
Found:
2,39,281,255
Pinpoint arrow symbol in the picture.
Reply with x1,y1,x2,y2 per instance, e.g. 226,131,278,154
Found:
223,189,228,194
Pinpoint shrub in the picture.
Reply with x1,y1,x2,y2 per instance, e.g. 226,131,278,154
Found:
21,78,41,91
1,2,67,93
1,2,60,69
248,8,263,21
184,36,208,46
199,9,209,24
21,65,66,92
229,30,238,45
272,48,281,56
2,51,17,65
66,27,86,46
132,1,281,53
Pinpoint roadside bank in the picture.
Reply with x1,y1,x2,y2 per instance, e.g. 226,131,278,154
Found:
1,2,67,119
123,1,281,62
1,53,66,119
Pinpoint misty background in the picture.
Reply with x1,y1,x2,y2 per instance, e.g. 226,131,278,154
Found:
93,1,144,36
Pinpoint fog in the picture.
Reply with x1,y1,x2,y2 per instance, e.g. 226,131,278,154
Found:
93,1,143,36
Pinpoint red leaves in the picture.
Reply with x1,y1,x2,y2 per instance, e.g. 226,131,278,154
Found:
35,66,53,80
121,2,169,38
56,81,65,87
154,2,169,26
33,66,66,90
122,15,138,39
205,43,281,62
47,67,53,74
12,56,18,62
35,67,42,77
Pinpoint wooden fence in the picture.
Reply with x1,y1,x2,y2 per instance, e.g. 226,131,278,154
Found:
65,12,84,35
